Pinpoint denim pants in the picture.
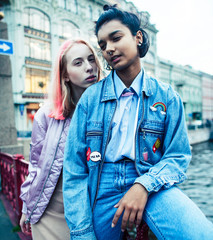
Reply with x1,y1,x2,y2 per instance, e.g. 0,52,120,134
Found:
93,160,213,240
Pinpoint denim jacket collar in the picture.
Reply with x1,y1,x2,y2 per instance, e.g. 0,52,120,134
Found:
101,69,153,102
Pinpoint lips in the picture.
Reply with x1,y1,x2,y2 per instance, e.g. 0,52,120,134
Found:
111,55,121,63
85,75,97,82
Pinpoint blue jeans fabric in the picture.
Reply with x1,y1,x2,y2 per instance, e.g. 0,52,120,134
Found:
93,161,213,240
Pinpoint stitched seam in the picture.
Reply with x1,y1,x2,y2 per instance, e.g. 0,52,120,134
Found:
144,208,166,240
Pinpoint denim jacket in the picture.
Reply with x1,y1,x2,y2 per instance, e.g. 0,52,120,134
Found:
63,70,191,239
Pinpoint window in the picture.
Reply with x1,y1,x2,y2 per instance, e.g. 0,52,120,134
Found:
25,37,51,61
89,5,93,20
25,68,50,94
24,8,50,33
58,0,78,13
58,20,80,39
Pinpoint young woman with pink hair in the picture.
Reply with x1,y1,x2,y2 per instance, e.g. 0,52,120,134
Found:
19,39,101,240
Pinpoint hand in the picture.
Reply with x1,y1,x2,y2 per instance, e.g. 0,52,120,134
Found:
20,213,31,235
111,183,148,232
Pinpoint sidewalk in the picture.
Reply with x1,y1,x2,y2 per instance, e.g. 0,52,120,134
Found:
0,196,20,240
0,193,32,240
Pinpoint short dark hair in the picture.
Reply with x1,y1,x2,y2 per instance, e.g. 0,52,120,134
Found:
95,5,150,58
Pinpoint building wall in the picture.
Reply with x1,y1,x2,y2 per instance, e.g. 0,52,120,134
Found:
1,0,158,135
1,0,212,135
202,73,213,122
157,59,203,123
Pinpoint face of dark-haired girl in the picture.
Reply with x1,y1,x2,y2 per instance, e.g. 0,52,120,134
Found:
97,20,142,73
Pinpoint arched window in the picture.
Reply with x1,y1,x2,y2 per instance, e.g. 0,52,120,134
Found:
23,8,50,33
23,8,51,94
58,20,80,40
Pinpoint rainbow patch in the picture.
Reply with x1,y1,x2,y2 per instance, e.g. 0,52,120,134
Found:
153,102,166,112
150,102,167,115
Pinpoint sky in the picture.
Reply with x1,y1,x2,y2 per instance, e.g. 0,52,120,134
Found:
129,0,213,75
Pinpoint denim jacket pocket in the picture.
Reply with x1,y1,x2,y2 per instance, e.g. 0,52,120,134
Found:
139,120,165,165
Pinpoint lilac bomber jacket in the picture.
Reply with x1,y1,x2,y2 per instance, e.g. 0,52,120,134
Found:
20,104,70,224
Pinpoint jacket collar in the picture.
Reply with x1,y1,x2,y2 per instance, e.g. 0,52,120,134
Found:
101,69,153,102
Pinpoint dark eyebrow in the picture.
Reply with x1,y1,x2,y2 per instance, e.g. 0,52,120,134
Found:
98,30,122,45
72,57,83,62
88,54,95,58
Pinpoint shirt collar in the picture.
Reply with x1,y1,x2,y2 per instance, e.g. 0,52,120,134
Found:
114,69,143,99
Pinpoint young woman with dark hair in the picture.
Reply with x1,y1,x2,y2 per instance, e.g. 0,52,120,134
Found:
63,6,213,240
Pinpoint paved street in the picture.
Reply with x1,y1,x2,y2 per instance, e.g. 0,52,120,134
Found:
0,198,20,240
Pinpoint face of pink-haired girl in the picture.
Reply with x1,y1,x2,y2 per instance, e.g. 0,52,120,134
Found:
64,43,98,95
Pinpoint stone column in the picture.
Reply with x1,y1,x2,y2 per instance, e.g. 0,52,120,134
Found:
0,22,23,154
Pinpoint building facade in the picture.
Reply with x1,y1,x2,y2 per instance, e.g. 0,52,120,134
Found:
0,0,212,136
1,0,158,136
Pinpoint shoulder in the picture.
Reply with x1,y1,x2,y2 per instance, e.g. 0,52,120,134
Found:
148,76,179,102
33,104,51,130
78,77,107,104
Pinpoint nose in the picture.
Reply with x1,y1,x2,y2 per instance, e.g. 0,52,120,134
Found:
85,60,93,73
106,42,115,56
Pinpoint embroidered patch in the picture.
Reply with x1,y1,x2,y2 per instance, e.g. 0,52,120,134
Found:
90,151,101,162
143,148,148,161
86,147,91,161
152,138,161,153
150,102,166,115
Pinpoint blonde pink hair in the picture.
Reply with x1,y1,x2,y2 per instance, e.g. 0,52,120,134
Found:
48,39,101,120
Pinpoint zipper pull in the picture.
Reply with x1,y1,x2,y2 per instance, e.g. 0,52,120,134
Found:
142,129,146,139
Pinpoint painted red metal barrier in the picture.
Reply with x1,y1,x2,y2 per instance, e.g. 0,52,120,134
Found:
0,152,29,220
0,152,150,239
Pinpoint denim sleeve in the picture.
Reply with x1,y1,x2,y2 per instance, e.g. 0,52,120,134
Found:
135,90,191,193
63,103,97,240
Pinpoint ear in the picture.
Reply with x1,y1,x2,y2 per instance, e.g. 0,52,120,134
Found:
64,77,70,82
136,30,143,45
63,73,70,82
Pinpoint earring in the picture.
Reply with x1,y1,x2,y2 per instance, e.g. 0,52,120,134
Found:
106,64,112,70
138,42,142,47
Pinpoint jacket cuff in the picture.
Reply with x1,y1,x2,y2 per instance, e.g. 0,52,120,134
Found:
22,201,27,214
70,225,97,240
134,173,187,193
134,173,163,193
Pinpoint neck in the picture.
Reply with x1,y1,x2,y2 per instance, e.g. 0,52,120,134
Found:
116,61,141,88
70,84,85,105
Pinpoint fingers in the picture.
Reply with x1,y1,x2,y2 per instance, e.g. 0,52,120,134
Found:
127,208,137,230
26,222,30,232
111,204,124,228
121,207,133,232
136,209,143,227
114,198,122,208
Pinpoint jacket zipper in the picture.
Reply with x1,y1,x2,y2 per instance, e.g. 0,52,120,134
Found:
92,100,117,212
86,131,103,136
141,128,164,139
134,92,145,176
25,120,66,223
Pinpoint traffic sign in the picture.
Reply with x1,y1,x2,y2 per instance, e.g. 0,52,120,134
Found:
0,39,13,55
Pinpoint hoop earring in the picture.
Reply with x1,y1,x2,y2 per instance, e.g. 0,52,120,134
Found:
106,64,113,70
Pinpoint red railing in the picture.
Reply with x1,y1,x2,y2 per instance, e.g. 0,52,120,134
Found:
0,152,150,240
0,152,29,220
